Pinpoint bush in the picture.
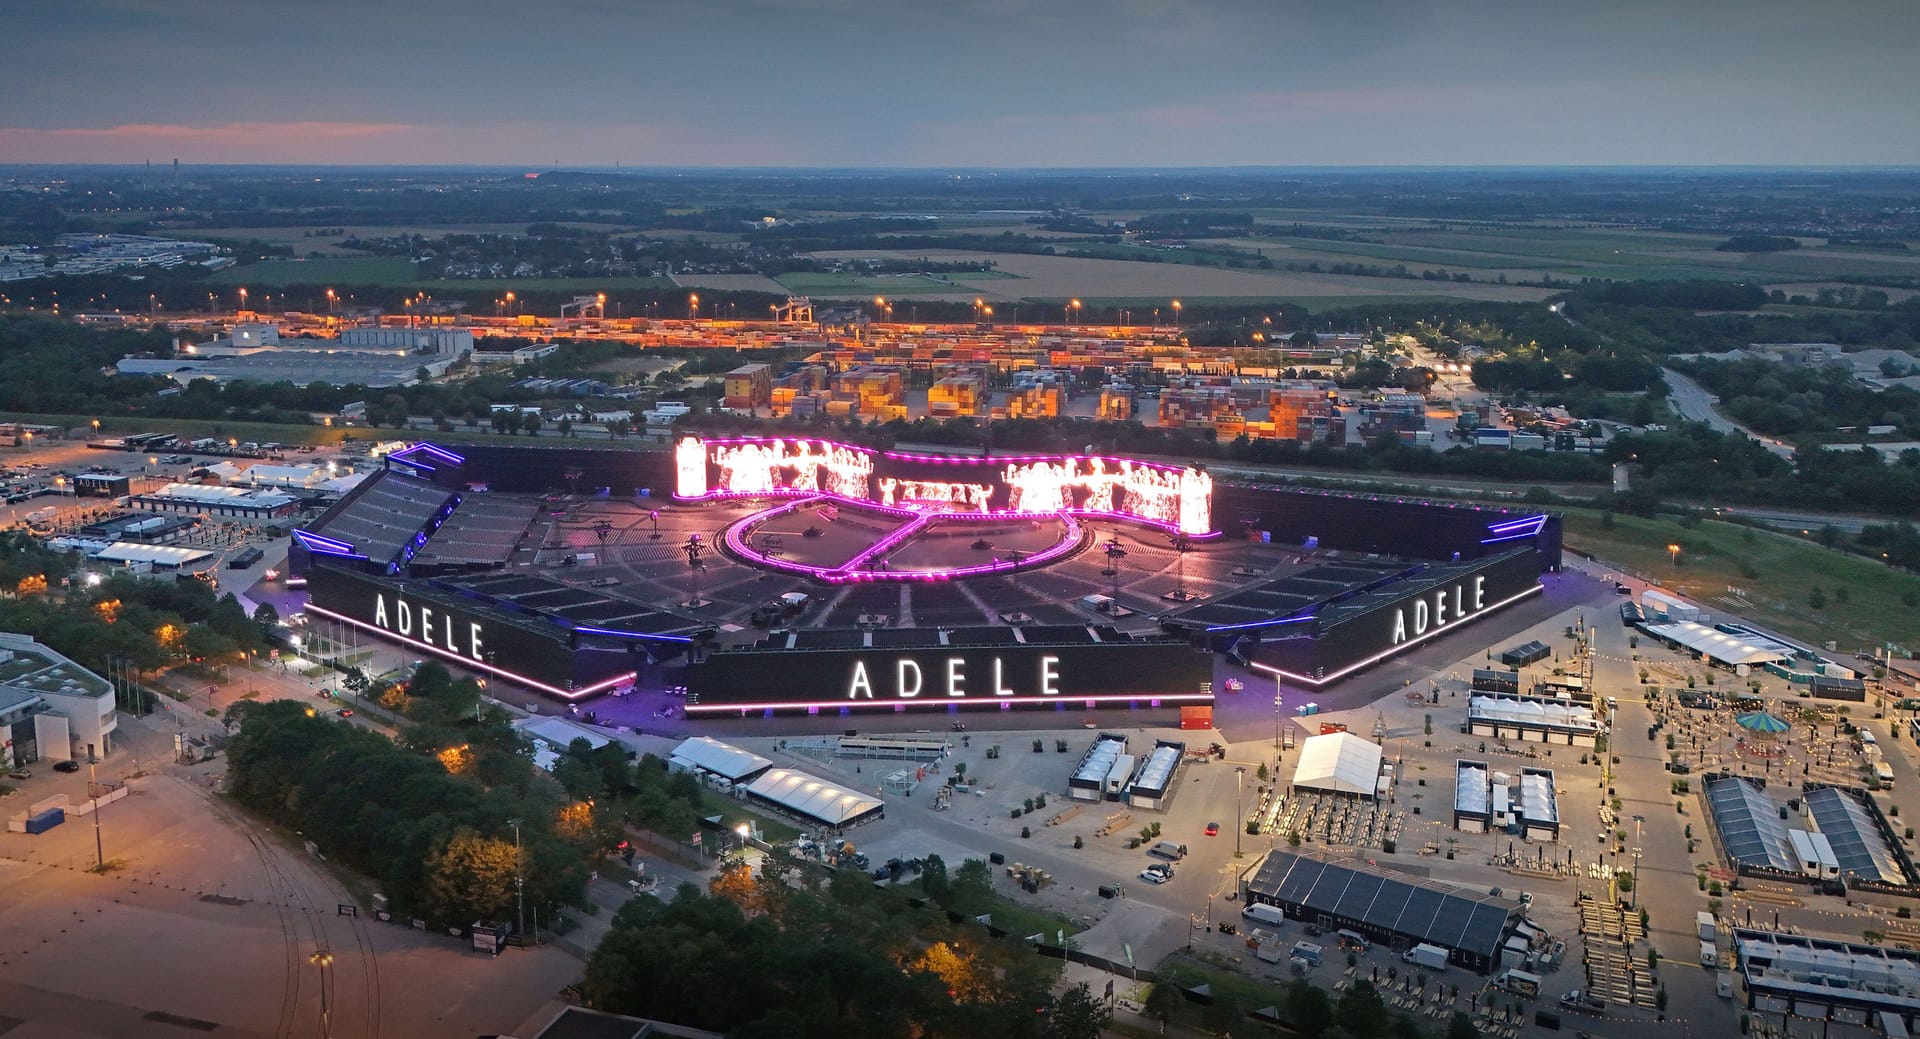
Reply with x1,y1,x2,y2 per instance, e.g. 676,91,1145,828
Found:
1709,880,1723,896
1382,838,1396,854
1073,835,1083,849
1021,826,1030,839
1011,808,1022,819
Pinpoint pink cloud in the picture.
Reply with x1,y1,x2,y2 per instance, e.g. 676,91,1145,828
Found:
0,121,417,163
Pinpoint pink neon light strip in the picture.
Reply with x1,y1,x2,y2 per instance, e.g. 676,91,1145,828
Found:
1247,584,1544,688
686,691,1217,713
305,603,635,701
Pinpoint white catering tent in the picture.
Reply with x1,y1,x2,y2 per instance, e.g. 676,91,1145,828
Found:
1641,622,1791,668
1291,731,1384,799
668,736,773,783
744,767,885,828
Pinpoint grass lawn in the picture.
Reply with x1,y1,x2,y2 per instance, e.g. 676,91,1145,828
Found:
1558,508,1920,651
692,787,802,844
207,257,419,287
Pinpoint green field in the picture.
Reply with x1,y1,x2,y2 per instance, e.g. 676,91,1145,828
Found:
207,257,419,287
208,258,673,294
776,272,974,295
1558,508,1920,651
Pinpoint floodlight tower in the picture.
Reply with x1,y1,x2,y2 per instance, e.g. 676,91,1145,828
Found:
682,533,708,608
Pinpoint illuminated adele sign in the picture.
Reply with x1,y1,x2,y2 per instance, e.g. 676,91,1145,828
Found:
688,642,1215,713
674,436,1214,536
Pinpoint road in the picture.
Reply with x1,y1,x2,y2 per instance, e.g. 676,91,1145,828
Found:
1660,368,1795,461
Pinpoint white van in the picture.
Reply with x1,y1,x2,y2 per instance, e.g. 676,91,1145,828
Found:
1149,840,1188,860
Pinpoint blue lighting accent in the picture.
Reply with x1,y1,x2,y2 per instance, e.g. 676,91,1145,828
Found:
572,625,695,643
1204,613,1316,634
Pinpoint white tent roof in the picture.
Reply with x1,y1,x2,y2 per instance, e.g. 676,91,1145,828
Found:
669,736,773,782
514,716,610,752
1642,622,1790,667
1292,732,1383,797
745,767,885,827
94,542,215,567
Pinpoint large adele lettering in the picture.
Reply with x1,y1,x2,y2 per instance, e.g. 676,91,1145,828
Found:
1390,576,1487,645
846,655,1062,700
373,593,486,661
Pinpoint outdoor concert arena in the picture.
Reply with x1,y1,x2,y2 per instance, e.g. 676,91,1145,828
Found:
289,436,1563,720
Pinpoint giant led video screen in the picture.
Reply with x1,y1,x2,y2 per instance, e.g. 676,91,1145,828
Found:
674,436,1214,537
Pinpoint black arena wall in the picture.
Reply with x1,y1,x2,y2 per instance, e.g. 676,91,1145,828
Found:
304,565,640,694
1242,549,1545,684
688,639,1215,714
419,443,677,498
1214,484,1562,569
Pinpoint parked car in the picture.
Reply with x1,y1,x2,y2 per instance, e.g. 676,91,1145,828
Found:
334,708,354,718
6,768,29,780
1204,821,1220,836
53,760,81,773
1138,868,1171,885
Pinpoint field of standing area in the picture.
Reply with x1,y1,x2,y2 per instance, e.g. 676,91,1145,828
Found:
1557,508,1920,652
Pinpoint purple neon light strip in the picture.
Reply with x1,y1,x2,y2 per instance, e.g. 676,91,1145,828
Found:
402,442,467,465
1479,531,1544,545
1485,514,1548,534
1246,583,1544,688
686,691,1217,713
305,603,634,700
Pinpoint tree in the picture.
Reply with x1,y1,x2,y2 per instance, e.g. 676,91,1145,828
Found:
1809,586,1828,610
1335,979,1389,1037
951,857,994,908
250,601,279,633
1447,1011,1479,1039
1285,977,1333,1037
919,852,952,906
1046,982,1110,1039
425,827,519,922
520,411,544,436
913,941,994,1003
708,859,764,917
1141,982,1181,1034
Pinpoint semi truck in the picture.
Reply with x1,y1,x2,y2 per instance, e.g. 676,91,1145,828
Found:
1497,969,1541,999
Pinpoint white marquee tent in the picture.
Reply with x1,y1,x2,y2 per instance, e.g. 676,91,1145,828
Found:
1292,731,1384,799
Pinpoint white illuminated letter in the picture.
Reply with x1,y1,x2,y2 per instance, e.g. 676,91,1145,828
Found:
1392,610,1407,644
1041,655,1061,696
1474,575,1486,611
469,623,484,662
374,595,388,629
1433,591,1447,627
897,659,922,698
1413,599,1429,635
396,599,413,637
946,658,966,697
1454,584,1464,616
444,615,458,652
993,657,1015,696
848,661,873,699
419,607,434,643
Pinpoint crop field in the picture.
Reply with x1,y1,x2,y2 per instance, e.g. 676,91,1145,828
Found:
806,248,1556,305
206,257,418,286
666,272,791,294
1223,223,1920,285
1559,508,1920,651
184,223,592,255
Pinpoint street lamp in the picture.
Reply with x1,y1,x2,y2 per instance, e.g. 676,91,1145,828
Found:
1668,543,1681,567
309,950,334,1038
1170,299,1182,326
688,294,699,320
1234,766,1246,858
509,817,526,941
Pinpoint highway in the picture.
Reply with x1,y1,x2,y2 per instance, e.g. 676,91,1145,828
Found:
1660,367,1796,460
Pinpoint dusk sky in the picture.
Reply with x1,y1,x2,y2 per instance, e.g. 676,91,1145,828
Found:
7,0,1919,167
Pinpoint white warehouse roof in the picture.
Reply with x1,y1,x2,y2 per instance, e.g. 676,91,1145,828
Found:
669,736,773,782
93,542,215,568
745,768,884,828
1292,732,1383,797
